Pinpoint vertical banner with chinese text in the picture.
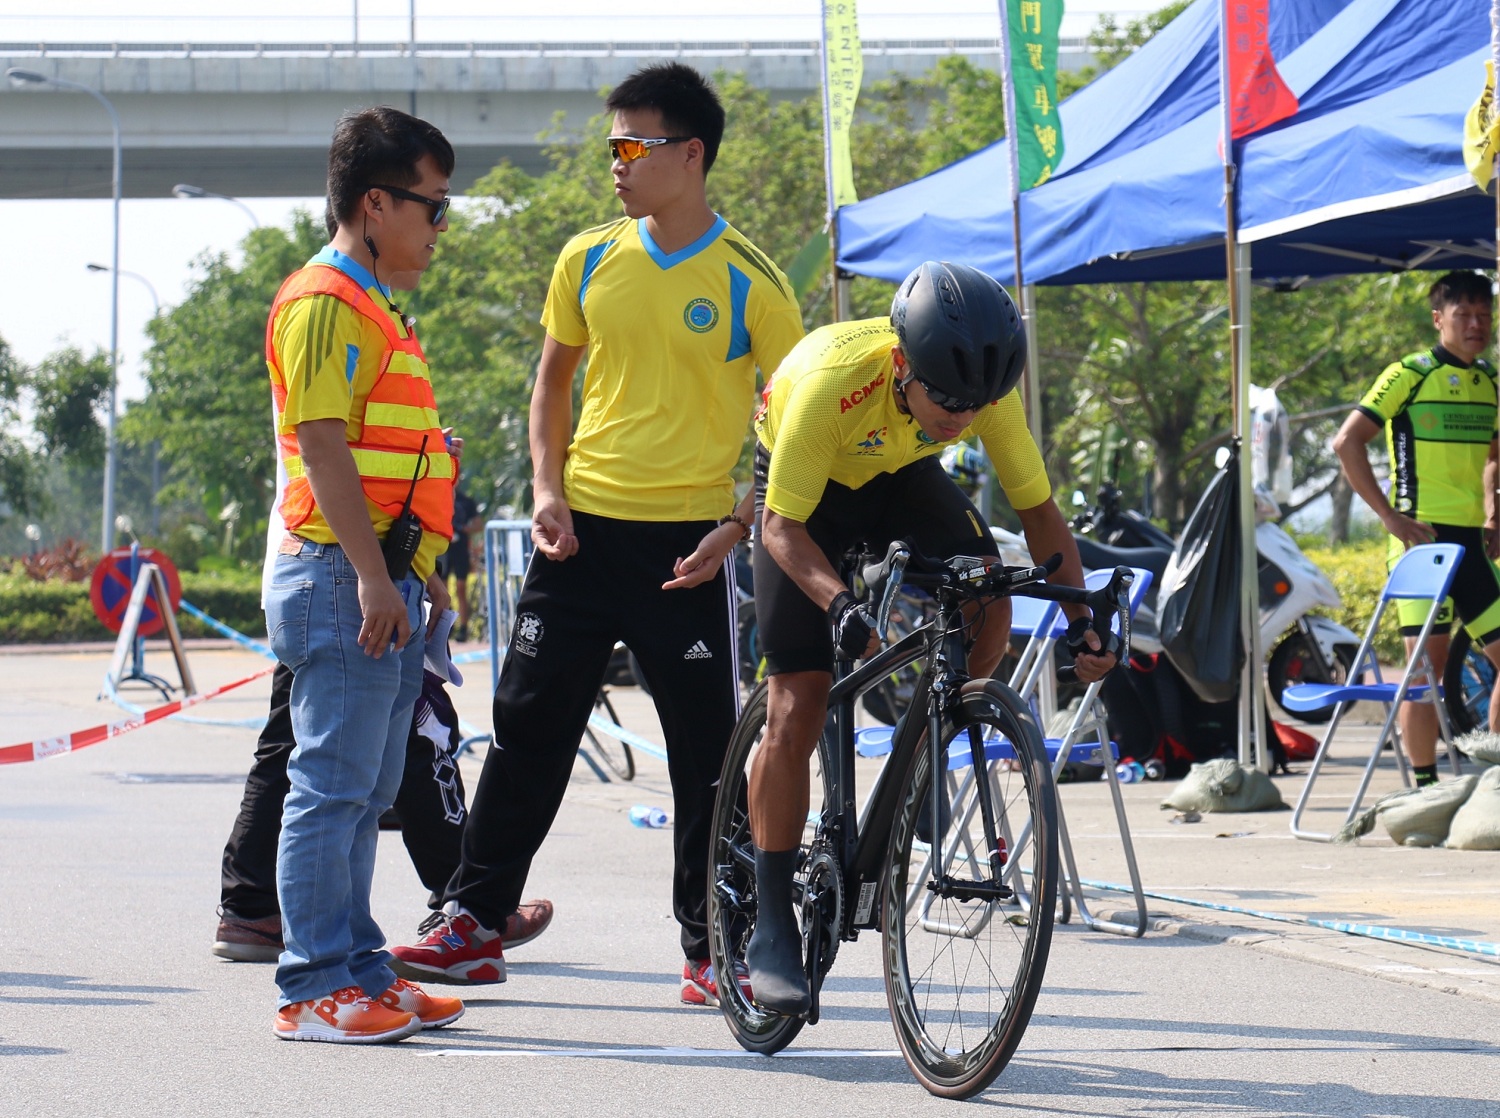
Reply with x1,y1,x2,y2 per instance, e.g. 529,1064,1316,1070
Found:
821,0,863,212
1006,0,1065,190
1223,0,1297,145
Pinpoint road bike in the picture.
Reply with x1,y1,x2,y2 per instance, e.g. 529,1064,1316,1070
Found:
706,543,1132,1098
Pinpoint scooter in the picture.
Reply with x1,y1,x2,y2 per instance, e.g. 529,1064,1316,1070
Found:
1067,482,1360,724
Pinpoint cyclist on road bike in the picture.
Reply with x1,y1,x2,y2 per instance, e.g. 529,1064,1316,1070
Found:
746,260,1116,1014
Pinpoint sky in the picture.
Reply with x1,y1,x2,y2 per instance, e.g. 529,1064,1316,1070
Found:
0,1,1148,403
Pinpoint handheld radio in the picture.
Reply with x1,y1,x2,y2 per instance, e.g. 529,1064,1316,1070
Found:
381,435,428,581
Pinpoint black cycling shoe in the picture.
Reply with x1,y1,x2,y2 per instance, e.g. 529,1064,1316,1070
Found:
746,846,811,1016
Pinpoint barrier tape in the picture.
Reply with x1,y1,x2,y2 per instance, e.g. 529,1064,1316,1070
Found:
1078,877,1500,959
1,665,276,766
178,600,275,659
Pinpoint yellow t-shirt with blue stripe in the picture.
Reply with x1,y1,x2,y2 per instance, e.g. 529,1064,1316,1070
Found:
540,215,805,521
270,247,448,579
756,318,1051,522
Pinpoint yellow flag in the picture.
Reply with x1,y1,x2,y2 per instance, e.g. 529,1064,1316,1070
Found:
1464,60,1500,190
822,0,863,210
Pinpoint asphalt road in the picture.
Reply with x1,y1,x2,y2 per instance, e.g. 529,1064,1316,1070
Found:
2,645,1498,1116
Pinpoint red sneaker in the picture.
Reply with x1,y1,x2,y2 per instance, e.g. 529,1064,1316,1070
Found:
390,909,506,986
374,978,465,1029
273,986,420,1043
680,958,752,1007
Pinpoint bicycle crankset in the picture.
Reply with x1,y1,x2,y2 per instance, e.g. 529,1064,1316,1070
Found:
801,844,843,1025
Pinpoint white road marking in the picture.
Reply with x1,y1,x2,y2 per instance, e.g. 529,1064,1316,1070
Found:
422,1047,903,1060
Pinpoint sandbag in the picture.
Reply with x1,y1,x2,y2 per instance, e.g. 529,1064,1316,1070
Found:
1454,730,1500,767
1160,757,1286,813
1335,775,1477,847
1446,766,1500,850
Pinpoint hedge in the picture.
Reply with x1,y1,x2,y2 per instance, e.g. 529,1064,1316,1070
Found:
1298,538,1403,664
0,569,264,644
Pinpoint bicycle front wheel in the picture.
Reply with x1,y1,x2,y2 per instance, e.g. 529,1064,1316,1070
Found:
882,678,1058,1099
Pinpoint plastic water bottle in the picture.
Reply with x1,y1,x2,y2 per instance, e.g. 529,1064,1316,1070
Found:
1115,761,1146,784
629,805,669,829
1143,759,1166,782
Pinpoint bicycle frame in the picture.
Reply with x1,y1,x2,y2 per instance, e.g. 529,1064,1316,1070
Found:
815,597,997,937
811,555,1132,941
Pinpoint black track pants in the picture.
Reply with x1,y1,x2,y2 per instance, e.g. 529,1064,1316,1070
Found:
444,510,740,960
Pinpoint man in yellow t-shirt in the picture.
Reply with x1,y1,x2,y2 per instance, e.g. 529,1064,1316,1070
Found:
261,106,464,1044
393,63,804,1007
1333,270,1500,784
742,261,1116,1013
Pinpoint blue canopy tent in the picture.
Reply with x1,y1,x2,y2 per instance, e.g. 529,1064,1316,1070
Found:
835,0,1495,771
837,0,1491,286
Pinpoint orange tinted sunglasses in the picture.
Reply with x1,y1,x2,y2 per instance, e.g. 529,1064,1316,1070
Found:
607,135,692,163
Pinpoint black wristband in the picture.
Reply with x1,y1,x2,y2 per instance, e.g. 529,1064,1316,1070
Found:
827,590,859,624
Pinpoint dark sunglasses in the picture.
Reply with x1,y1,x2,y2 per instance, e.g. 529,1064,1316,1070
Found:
607,135,692,163
368,183,450,226
915,376,984,414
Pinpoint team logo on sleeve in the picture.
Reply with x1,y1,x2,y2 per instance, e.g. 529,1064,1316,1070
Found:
684,298,719,333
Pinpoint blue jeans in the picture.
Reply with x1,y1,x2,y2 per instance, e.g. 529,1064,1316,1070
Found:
264,540,424,1005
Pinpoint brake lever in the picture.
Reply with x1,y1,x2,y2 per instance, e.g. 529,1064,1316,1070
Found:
875,546,910,642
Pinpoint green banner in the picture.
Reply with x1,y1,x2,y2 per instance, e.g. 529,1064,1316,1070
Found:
1007,0,1065,190
822,0,863,209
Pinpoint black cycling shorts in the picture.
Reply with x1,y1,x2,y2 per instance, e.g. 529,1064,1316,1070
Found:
752,447,999,676
1390,523,1500,644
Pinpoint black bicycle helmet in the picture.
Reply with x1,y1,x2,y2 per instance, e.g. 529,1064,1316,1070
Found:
889,261,1026,406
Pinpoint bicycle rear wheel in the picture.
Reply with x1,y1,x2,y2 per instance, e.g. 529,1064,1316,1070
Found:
882,678,1058,1099
707,682,835,1054
582,689,634,781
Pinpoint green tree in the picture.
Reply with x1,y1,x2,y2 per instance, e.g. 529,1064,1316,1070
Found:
28,345,110,467
0,334,42,526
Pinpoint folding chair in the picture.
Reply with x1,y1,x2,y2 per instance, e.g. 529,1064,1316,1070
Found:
1285,542,1466,843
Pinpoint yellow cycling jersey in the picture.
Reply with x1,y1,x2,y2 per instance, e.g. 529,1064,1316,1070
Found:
270,247,449,579
1358,346,1498,527
755,318,1051,522
540,214,804,521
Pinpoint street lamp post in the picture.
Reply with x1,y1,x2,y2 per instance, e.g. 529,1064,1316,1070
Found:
171,183,261,229
7,66,123,554
87,263,160,538
87,263,159,316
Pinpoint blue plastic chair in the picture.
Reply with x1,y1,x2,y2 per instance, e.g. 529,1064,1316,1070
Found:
1285,543,1466,843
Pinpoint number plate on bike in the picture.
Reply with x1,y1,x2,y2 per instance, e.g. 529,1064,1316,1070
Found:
854,880,878,925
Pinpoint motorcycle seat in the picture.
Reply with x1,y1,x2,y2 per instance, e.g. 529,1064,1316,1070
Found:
1075,537,1172,580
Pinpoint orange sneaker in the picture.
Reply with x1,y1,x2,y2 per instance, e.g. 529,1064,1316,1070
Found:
375,978,465,1029
273,986,421,1044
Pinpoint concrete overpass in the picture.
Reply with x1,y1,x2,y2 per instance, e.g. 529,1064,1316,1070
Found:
0,39,1092,199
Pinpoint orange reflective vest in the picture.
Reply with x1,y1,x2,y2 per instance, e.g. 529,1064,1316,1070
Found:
266,264,455,542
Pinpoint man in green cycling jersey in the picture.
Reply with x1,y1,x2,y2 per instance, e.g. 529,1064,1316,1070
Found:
1333,270,1500,784
745,261,1116,1013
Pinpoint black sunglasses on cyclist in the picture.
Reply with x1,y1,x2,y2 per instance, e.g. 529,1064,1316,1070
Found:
607,135,692,163
368,183,451,226
914,376,983,414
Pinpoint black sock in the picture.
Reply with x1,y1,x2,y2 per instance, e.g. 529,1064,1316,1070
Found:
1413,764,1439,787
